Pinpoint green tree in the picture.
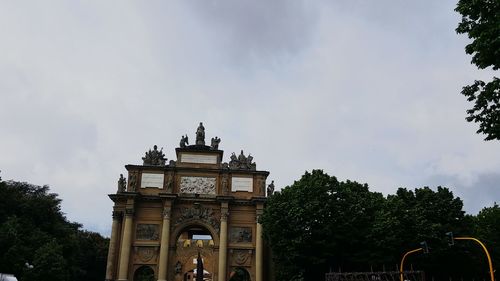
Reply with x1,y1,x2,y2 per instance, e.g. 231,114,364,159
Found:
0,178,108,281
473,203,500,275
455,0,500,140
261,171,477,280
261,170,384,281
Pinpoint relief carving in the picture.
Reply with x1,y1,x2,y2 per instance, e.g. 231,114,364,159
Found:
136,224,160,240
230,249,253,266
135,246,157,263
180,177,216,194
128,172,138,192
174,206,220,234
229,227,252,243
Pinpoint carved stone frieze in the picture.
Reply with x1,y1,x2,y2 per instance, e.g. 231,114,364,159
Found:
174,206,220,234
179,177,216,194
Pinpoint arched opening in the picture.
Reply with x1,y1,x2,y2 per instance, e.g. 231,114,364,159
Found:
177,225,215,248
134,265,154,281
229,267,251,281
176,225,214,281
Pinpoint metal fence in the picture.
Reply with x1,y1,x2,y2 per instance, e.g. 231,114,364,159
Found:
326,271,425,281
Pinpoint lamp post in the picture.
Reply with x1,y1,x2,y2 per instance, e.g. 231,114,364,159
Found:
399,248,423,281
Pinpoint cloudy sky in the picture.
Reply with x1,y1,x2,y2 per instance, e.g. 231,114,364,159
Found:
1,1,498,236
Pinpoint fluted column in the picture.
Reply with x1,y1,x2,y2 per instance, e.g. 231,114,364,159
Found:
218,203,229,281
157,206,172,281
117,208,134,281
255,208,264,281
105,210,122,281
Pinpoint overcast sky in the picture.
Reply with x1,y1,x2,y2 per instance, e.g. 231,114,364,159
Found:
1,1,498,236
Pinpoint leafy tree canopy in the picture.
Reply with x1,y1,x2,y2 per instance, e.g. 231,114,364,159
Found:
262,170,495,281
0,177,108,281
455,0,500,140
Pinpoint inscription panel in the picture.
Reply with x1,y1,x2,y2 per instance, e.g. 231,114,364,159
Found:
231,177,253,192
141,173,164,188
180,153,217,164
180,176,216,194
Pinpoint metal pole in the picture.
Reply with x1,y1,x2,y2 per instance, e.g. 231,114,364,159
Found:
400,248,423,281
454,237,495,281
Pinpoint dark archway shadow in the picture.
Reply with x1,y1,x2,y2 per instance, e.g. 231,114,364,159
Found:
134,265,155,281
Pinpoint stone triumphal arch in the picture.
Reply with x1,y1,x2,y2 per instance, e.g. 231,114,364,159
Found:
105,123,273,281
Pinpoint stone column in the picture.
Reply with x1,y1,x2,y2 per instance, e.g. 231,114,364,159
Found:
105,210,122,281
255,207,264,281
117,208,134,281
157,206,172,281
218,203,229,281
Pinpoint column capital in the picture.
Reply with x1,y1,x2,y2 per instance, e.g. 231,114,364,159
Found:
125,208,135,216
112,210,123,220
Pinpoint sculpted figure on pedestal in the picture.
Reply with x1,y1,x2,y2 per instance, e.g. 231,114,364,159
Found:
142,145,167,166
229,150,256,170
210,136,221,150
117,174,126,193
180,135,189,148
267,180,275,196
196,122,205,145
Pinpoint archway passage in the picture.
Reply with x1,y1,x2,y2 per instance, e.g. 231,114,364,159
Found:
134,265,155,281
229,267,251,281
177,225,214,281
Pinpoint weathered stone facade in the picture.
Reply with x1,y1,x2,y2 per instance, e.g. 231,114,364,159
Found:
105,124,271,281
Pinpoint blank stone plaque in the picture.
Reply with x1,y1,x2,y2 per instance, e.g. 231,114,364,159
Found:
180,153,218,164
141,173,164,188
231,177,253,192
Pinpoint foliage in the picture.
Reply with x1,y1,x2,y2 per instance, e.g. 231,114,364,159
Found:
262,170,497,281
474,203,500,274
455,0,500,140
0,178,108,281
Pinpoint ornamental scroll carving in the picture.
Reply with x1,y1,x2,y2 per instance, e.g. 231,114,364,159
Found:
180,177,216,194
135,246,158,263
174,206,220,234
230,249,253,266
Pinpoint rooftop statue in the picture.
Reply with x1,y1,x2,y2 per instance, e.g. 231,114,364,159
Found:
180,135,189,148
211,136,221,150
117,174,126,193
142,145,167,166
229,150,256,170
196,122,205,145
267,180,275,196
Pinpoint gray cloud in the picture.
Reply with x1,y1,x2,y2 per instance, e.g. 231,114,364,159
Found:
425,173,500,214
0,0,499,236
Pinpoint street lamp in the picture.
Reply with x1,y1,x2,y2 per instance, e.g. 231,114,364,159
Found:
399,242,427,281
446,232,495,281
